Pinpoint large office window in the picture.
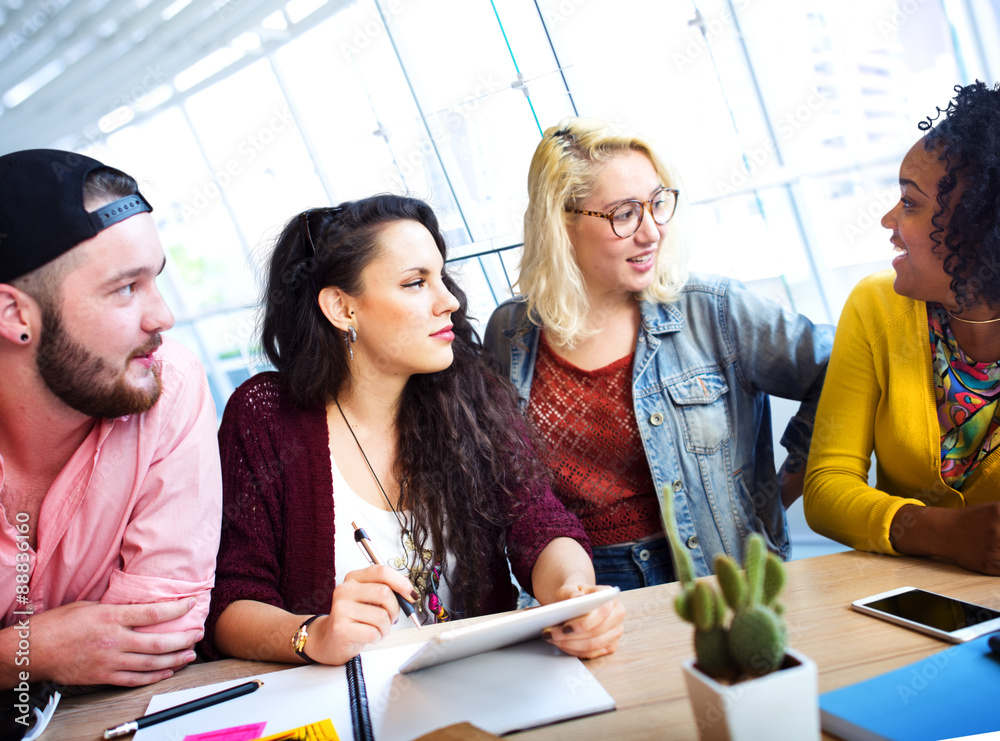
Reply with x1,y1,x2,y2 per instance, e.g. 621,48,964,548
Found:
9,0,988,410
3,0,999,553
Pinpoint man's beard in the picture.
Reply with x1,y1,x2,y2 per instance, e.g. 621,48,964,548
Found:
36,308,163,419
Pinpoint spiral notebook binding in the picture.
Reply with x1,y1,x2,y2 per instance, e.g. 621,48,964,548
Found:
347,655,375,741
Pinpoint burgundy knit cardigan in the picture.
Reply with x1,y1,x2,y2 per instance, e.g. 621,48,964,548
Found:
200,373,590,660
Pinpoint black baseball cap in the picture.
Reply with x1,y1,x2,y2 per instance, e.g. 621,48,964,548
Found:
0,149,153,283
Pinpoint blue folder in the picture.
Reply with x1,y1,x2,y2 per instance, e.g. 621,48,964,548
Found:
820,633,1000,741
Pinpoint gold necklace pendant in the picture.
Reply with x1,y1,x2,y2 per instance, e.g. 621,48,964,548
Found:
393,531,437,618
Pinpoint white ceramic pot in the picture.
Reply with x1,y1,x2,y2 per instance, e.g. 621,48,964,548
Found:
682,647,820,741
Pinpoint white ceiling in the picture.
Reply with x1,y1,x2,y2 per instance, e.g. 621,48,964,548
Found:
0,0,345,154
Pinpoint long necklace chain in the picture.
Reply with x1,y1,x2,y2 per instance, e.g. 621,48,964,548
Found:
334,400,453,621
334,399,409,537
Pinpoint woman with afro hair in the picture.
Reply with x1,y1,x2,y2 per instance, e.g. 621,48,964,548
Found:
804,81,1000,575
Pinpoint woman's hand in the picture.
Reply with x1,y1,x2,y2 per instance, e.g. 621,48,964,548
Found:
529,537,625,657
891,502,1000,576
778,453,807,508
543,584,625,659
308,565,418,665
947,502,1000,575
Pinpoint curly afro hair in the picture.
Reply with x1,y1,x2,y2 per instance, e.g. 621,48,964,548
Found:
920,80,1000,311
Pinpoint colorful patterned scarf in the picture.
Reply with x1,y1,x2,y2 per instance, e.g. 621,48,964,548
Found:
929,303,1000,488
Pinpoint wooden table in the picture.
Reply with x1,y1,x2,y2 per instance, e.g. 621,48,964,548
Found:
44,551,1000,740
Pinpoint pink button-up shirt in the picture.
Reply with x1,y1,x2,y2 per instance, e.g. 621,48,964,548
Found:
1,337,222,633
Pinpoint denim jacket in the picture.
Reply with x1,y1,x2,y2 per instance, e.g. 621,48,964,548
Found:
483,273,833,577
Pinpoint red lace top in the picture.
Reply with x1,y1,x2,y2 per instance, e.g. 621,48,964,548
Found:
528,334,662,546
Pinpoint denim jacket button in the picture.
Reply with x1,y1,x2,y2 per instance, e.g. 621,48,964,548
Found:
638,549,651,562
686,535,699,549
650,412,664,426
672,479,683,491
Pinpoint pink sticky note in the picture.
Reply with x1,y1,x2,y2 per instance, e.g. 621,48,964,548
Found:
183,722,267,741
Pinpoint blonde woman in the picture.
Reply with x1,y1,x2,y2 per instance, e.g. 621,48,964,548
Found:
484,118,832,586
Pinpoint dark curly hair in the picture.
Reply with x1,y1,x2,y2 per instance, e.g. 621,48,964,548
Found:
261,195,545,616
920,80,1000,311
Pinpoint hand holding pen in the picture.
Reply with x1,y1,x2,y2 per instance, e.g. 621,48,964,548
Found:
285,522,421,666
352,520,422,629
307,557,421,665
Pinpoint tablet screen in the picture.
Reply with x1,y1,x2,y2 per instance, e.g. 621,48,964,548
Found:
398,587,620,673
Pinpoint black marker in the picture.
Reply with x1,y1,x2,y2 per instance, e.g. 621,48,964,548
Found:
103,679,263,738
352,520,422,630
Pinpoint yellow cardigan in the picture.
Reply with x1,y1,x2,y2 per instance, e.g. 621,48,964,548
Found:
803,270,1000,555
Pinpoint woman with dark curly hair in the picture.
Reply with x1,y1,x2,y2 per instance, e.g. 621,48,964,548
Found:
201,195,623,666
804,81,1000,575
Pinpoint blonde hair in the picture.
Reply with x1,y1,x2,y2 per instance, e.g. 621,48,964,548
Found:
518,117,690,348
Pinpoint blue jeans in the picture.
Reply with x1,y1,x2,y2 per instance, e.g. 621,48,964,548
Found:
591,537,675,591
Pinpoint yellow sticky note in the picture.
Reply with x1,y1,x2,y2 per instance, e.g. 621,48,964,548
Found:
258,719,340,741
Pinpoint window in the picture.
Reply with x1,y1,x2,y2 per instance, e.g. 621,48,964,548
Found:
38,0,989,413
6,0,999,554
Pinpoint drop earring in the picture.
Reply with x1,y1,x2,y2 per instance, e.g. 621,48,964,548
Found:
343,325,357,360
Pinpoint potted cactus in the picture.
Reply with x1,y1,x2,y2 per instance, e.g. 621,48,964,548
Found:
663,490,819,741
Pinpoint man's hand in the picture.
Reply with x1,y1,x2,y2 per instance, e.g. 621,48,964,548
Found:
543,584,625,660
3,598,201,688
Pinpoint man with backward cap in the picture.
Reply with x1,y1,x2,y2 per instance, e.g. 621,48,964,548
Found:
0,150,221,689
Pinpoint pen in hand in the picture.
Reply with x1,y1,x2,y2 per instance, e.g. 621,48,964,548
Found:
352,520,422,629
103,679,263,739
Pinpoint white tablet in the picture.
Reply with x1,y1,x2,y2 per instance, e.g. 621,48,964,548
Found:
398,587,621,674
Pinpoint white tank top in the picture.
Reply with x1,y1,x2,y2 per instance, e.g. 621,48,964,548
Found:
331,455,454,628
